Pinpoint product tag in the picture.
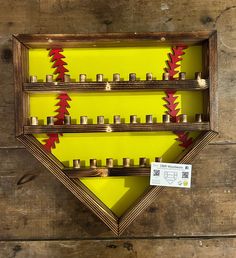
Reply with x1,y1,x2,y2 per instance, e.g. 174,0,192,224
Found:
150,162,192,188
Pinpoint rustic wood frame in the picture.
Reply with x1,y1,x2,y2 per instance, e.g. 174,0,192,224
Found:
13,32,218,235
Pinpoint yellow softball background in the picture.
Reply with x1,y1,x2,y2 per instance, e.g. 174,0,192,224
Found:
29,45,202,216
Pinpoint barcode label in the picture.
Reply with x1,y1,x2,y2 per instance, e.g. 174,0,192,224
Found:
182,172,189,179
153,169,160,176
150,162,192,188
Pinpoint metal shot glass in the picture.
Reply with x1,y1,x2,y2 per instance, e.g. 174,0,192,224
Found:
146,115,153,123
97,116,104,124
64,115,71,125
162,72,170,80
179,114,188,123
195,113,203,123
96,74,103,82
195,72,202,80
30,116,38,125
130,115,137,124
179,72,186,80
47,116,54,125
162,114,170,123
79,74,86,82
90,159,97,168
139,157,147,167
30,75,37,83
80,116,88,124
129,73,136,81
146,73,153,81
64,74,70,82
114,115,121,124
123,158,130,167
106,158,113,168
155,157,162,162
46,75,53,82
113,73,120,82
73,159,81,169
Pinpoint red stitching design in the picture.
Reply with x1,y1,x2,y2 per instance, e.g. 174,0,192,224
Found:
164,46,193,149
174,131,193,148
43,48,71,152
165,46,187,80
49,48,69,81
163,89,180,122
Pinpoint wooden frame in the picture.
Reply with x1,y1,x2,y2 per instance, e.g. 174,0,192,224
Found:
24,123,210,134
13,32,218,235
23,80,208,92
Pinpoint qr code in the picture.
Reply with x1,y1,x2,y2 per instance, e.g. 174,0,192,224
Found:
153,169,160,176
182,171,189,179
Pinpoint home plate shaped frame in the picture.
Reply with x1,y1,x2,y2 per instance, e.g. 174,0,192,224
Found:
13,32,218,235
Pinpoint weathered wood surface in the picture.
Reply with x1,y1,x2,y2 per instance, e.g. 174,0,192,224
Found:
1,238,236,258
0,144,235,239
0,0,236,146
0,0,236,256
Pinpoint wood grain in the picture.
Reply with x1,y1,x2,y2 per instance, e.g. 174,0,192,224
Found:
23,80,209,92
17,135,119,235
0,36,22,147
209,32,218,132
0,144,235,239
1,238,236,258
15,31,212,48
0,147,115,239
64,167,150,178
12,37,29,136
24,123,210,134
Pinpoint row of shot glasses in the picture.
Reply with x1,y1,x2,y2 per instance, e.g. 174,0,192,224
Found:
29,72,203,83
29,113,204,125
72,157,163,169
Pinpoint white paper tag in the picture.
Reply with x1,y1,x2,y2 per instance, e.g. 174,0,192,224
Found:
150,162,192,188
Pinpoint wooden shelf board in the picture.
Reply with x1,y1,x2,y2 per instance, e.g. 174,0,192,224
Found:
24,122,210,134
15,32,213,48
23,80,208,92
63,167,150,178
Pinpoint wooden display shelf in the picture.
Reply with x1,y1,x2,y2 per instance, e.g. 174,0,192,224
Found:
63,167,150,178
23,79,208,92
14,31,214,48
13,32,218,236
24,122,210,134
